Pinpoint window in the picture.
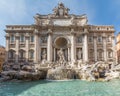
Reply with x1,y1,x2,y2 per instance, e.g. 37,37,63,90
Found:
30,35,34,42
10,35,14,43
108,50,113,58
77,36,82,43
77,48,82,59
107,36,111,42
8,50,15,59
20,35,25,42
29,50,34,59
97,49,103,61
98,36,102,42
89,36,93,42
19,50,25,59
89,49,94,57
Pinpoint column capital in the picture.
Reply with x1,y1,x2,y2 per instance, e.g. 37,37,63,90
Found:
15,33,20,38
34,29,39,35
70,28,76,35
25,33,30,38
47,29,53,35
83,33,88,36
5,36,10,39
83,28,89,34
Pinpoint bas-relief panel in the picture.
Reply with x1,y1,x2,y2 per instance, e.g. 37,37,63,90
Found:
53,32,70,35
54,19,71,26
53,18,87,26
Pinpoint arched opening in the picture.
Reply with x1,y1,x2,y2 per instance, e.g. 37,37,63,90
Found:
108,49,113,58
55,37,68,49
29,50,34,59
54,37,69,61
97,49,103,61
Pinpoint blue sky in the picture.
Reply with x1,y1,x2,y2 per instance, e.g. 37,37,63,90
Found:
0,0,120,46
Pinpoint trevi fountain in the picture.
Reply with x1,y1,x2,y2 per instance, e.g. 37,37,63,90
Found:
1,2,120,96
0,48,120,82
1,48,120,96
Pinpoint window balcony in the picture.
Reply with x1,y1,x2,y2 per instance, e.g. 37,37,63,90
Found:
8,59,15,62
10,41,15,44
18,58,26,62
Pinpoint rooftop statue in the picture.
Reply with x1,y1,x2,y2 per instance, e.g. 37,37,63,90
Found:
53,2,70,17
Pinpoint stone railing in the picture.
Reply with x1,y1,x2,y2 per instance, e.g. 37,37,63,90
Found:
6,25,33,31
89,26,115,31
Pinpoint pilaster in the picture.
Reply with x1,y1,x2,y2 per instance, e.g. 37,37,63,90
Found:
34,29,39,63
83,33,88,62
25,33,29,62
5,34,10,62
71,29,76,63
103,36,107,61
47,29,53,62
54,48,56,62
93,36,97,62
112,36,116,63
15,33,19,63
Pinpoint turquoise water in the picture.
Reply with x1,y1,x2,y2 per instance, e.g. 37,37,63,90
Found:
0,80,120,96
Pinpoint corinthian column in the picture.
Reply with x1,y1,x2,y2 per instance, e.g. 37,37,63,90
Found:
47,29,52,62
83,29,88,62
71,29,76,63
34,29,39,63
103,36,107,61
15,33,19,63
112,36,116,63
25,33,29,62
94,36,97,62
5,34,10,62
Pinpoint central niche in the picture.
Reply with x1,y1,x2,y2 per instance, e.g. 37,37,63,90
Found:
55,37,68,48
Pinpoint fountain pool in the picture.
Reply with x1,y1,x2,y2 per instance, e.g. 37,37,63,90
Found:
0,80,120,96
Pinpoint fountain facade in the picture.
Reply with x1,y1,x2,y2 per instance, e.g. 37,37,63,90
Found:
1,3,118,82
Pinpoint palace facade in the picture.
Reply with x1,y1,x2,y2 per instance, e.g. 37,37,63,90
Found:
5,3,115,65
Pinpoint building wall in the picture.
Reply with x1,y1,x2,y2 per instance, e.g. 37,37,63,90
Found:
116,33,120,63
0,46,5,72
5,25,115,64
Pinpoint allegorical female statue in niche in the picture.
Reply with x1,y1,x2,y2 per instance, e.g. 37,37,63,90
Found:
57,49,65,65
77,49,82,60
41,49,47,64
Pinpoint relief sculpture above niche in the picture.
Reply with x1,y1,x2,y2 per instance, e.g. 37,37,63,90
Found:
41,36,47,43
